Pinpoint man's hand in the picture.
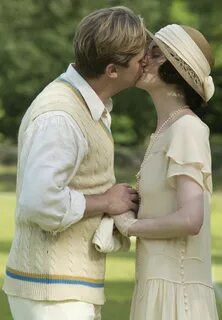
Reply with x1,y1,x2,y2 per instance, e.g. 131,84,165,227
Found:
104,184,138,215
84,183,139,217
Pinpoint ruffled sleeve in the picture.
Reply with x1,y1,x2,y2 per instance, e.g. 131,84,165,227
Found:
166,116,212,193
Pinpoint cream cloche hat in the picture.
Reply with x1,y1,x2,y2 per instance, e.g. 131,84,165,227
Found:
146,24,215,102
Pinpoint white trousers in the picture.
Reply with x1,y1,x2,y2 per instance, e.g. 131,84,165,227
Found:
8,296,101,320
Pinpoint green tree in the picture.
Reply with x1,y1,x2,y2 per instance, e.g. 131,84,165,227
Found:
0,0,221,144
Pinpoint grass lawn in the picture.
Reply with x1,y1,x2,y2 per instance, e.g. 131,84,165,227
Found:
0,192,222,320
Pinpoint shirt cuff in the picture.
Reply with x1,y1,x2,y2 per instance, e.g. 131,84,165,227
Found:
55,189,86,233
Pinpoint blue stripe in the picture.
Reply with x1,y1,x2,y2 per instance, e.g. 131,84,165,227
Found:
6,271,104,288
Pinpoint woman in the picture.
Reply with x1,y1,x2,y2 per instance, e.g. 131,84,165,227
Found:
114,24,219,319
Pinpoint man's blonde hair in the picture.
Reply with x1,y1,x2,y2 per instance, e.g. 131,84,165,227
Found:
74,6,147,78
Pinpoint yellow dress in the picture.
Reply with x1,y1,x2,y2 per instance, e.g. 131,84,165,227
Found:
130,115,219,320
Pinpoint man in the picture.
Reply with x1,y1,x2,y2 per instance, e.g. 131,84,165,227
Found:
3,6,147,320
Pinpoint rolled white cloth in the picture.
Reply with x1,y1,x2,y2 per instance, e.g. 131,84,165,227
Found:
92,215,131,253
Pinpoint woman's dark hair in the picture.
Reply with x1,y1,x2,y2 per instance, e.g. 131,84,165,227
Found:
158,60,204,111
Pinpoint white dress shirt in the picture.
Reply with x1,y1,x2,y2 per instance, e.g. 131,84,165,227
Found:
19,64,113,231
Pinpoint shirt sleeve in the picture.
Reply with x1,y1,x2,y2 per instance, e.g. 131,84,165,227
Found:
18,111,88,232
166,116,212,193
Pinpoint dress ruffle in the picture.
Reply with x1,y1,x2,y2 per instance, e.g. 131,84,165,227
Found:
166,115,212,193
130,279,219,320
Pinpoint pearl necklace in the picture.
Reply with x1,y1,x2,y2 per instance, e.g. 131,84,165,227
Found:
136,106,188,198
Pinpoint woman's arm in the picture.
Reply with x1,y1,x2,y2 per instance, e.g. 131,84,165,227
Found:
128,175,204,239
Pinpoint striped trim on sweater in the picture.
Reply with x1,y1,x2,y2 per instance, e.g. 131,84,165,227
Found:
6,267,104,288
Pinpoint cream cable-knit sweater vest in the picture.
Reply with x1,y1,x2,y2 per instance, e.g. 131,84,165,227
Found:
3,79,115,304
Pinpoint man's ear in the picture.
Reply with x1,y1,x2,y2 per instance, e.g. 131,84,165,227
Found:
105,63,118,79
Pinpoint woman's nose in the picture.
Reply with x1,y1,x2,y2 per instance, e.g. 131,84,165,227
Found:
142,54,149,67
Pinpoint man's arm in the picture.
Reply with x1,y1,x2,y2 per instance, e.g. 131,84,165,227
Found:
19,112,139,233
19,112,88,232
84,183,138,217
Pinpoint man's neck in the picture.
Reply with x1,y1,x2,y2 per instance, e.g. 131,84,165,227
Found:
74,65,121,103
86,77,114,103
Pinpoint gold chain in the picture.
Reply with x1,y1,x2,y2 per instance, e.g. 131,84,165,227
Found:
136,106,188,199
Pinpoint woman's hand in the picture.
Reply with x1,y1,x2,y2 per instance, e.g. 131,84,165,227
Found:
113,211,138,237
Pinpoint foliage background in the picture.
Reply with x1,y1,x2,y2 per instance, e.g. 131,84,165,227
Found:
0,0,222,145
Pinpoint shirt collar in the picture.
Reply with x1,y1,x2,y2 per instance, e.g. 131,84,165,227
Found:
60,64,113,121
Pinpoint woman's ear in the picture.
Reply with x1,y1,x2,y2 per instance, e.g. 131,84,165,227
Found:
105,63,118,79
